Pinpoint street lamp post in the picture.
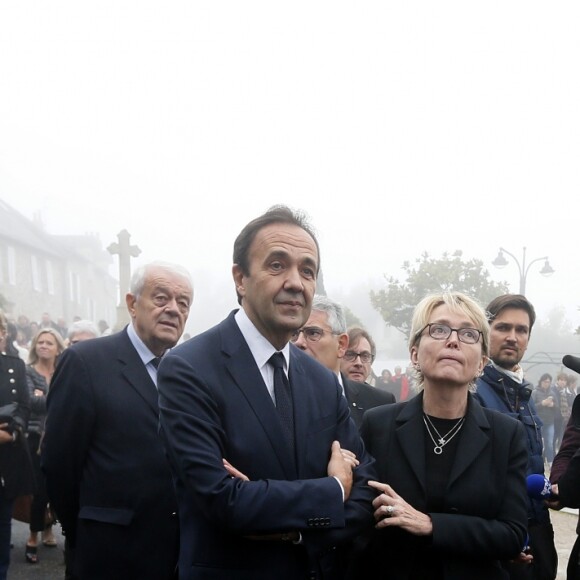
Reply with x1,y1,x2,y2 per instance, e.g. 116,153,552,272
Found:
492,246,554,295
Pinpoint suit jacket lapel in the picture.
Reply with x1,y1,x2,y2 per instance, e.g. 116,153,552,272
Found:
448,394,490,488
117,331,159,415
396,394,427,495
220,313,297,479
342,374,360,403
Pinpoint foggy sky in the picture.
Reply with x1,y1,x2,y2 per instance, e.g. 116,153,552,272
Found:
1,1,579,339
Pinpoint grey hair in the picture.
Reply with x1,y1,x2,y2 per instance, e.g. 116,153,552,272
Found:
130,261,193,298
311,295,347,334
68,319,99,340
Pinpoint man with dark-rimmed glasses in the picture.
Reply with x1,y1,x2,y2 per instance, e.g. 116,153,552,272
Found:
475,294,557,580
339,327,376,385
292,295,394,429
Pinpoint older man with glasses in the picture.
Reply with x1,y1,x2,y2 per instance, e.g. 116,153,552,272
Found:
293,296,394,430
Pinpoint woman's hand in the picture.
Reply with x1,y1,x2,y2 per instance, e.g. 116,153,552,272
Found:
368,480,433,536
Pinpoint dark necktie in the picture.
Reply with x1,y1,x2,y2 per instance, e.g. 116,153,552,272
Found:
150,357,162,369
268,352,295,457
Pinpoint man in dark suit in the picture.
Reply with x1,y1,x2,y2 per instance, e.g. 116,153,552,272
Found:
41,261,193,580
157,206,376,580
292,294,394,429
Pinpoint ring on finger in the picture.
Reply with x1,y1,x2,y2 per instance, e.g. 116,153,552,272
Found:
385,505,395,516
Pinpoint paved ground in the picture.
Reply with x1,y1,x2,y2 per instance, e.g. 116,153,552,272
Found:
5,510,578,578
8,520,65,579
555,508,578,580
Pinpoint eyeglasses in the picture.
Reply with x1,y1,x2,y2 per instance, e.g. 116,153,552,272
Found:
343,350,374,363
290,326,336,343
417,323,482,345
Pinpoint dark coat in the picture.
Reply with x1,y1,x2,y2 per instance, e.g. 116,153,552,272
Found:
551,401,580,578
341,374,395,430
157,311,377,580
358,392,528,580
24,365,47,436
0,352,34,499
41,329,179,580
475,365,548,524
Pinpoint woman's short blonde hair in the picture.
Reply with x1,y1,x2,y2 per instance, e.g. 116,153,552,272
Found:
408,291,490,391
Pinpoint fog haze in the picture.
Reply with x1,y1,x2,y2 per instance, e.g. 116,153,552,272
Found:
1,2,579,350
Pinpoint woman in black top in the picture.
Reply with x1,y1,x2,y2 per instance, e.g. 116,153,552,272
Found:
359,292,528,580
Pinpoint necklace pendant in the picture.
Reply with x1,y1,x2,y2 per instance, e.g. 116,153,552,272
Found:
434,446,443,455
438,438,445,445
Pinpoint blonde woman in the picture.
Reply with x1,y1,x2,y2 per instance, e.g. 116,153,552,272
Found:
24,328,65,564
358,292,528,580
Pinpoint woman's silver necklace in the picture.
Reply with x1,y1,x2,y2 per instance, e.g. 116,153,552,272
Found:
423,413,466,455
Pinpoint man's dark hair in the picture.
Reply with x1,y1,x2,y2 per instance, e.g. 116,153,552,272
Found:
233,205,320,303
486,294,537,334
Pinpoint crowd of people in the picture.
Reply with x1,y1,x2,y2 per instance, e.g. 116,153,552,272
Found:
0,314,108,575
0,205,579,579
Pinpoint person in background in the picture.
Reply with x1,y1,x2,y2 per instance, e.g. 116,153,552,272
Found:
0,312,33,580
405,363,418,398
42,261,193,579
39,313,57,332
157,206,376,579
28,322,39,345
553,372,573,454
375,369,392,391
475,294,557,580
6,322,28,362
340,327,376,385
67,320,99,346
24,328,65,564
97,320,111,337
15,316,31,346
359,291,528,579
391,365,410,402
292,294,394,429
533,373,558,467
55,318,68,340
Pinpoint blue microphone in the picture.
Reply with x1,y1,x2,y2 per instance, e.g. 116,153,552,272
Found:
526,474,558,500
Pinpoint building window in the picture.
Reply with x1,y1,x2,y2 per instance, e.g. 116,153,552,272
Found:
31,256,41,292
7,247,16,286
46,261,55,295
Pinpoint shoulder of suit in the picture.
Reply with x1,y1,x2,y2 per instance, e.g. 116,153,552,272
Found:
364,399,405,421
365,383,396,403
293,347,335,374
346,378,395,401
